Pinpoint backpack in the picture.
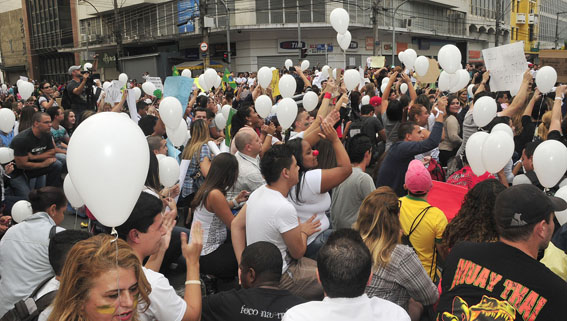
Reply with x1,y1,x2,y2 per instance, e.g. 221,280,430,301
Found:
347,118,365,138
0,277,57,321
60,84,71,110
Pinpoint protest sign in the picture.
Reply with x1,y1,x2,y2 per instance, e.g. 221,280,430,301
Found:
539,50,567,83
105,80,123,104
164,76,194,114
147,76,164,91
414,58,440,84
482,42,528,92
368,56,385,68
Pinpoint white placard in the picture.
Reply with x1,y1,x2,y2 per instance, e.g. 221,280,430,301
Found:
126,89,138,123
482,42,528,92
175,160,191,202
147,77,164,91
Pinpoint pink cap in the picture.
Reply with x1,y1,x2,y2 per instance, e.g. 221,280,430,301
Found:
369,96,382,107
405,160,432,195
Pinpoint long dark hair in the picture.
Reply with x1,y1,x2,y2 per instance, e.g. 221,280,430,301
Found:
230,103,254,138
442,179,505,249
191,153,239,208
18,106,36,132
145,149,160,191
286,138,309,204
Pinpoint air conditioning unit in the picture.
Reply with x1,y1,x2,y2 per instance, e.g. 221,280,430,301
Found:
528,14,537,24
516,13,526,24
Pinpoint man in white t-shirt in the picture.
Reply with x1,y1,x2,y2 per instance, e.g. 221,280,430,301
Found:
283,229,410,321
233,144,323,300
116,192,203,321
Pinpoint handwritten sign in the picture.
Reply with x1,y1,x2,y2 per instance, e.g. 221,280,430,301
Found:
482,42,528,92
368,56,385,68
415,58,440,84
147,76,164,91
105,80,123,104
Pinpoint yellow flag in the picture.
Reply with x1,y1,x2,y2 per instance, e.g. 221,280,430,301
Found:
195,77,204,91
270,69,280,99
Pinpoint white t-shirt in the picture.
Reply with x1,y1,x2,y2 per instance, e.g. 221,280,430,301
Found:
288,169,331,245
34,277,59,321
283,294,410,321
190,203,227,256
139,267,187,321
246,185,299,272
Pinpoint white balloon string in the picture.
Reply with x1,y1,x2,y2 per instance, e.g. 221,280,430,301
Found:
111,227,121,307
73,207,77,230
534,98,545,130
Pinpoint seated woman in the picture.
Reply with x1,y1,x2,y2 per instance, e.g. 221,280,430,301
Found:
190,153,248,279
354,186,438,321
286,120,351,259
47,234,151,321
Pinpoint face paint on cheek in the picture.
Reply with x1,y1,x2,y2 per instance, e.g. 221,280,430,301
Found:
96,305,116,315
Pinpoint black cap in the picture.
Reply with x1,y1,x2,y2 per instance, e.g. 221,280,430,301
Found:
494,184,567,228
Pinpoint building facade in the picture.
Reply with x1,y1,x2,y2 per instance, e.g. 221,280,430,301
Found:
0,1,28,84
510,0,539,54
538,0,567,49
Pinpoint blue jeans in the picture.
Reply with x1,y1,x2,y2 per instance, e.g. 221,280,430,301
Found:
304,229,333,260
9,160,63,198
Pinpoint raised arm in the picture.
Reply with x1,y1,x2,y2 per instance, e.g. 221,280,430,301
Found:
180,222,203,321
401,72,417,102
550,85,566,133
319,121,352,193
499,70,532,117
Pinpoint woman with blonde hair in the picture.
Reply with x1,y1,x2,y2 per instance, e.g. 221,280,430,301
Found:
47,233,151,321
354,186,437,321
537,110,552,141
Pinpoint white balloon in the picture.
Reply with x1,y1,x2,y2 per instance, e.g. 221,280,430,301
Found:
67,113,149,227
404,49,417,70
166,119,188,147
214,75,222,89
221,104,232,120
64,175,84,208
380,83,388,94
119,73,128,84
255,95,273,118
301,60,310,71
270,67,277,71
198,74,210,91
467,84,475,99
382,77,390,85
337,31,352,51
533,139,567,188
83,62,93,71
214,113,227,130
278,74,297,98
271,104,278,115
1,84,7,91
16,80,23,88
142,81,156,95
438,44,461,74
158,156,180,188
554,187,567,225
398,51,406,65
303,91,319,112
181,69,192,78
332,69,337,80
12,200,32,223
0,108,15,133
321,65,330,78
285,59,293,70
414,56,430,76
481,131,514,174
343,69,360,91
450,69,471,93
159,97,183,130
132,87,142,101
473,96,497,127
156,154,166,161
536,66,557,94
204,69,218,90
19,81,34,100
361,95,370,105
400,83,408,95
466,131,490,176
438,71,457,92
257,66,273,88
0,147,14,164
330,8,349,34
103,81,112,91
491,123,513,137
277,98,298,130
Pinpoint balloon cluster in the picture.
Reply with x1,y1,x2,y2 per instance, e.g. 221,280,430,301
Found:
466,125,514,176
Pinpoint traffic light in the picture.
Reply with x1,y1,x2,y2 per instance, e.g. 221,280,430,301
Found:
223,51,228,63
301,48,308,58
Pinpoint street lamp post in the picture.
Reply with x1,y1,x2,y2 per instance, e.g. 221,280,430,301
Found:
392,0,410,67
555,11,567,49
218,0,231,71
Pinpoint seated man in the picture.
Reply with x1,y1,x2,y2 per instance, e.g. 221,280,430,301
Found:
231,145,323,300
283,229,410,321
116,192,202,321
437,184,567,320
399,160,447,282
201,241,305,321
9,112,63,197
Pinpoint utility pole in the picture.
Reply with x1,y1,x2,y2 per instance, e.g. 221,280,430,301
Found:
218,0,231,71
495,0,500,47
200,0,209,69
113,0,122,72
372,1,380,56
297,0,301,61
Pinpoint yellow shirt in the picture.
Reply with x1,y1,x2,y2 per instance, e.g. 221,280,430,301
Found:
399,195,447,281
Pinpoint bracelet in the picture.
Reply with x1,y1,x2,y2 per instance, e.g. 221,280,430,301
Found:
324,92,332,99
185,280,201,286
555,97,563,101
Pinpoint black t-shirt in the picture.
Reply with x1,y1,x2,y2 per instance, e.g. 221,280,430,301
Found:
437,241,567,321
202,287,305,321
348,116,384,146
66,79,87,108
9,128,54,177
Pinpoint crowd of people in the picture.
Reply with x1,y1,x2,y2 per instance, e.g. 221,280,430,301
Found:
0,57,566,321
